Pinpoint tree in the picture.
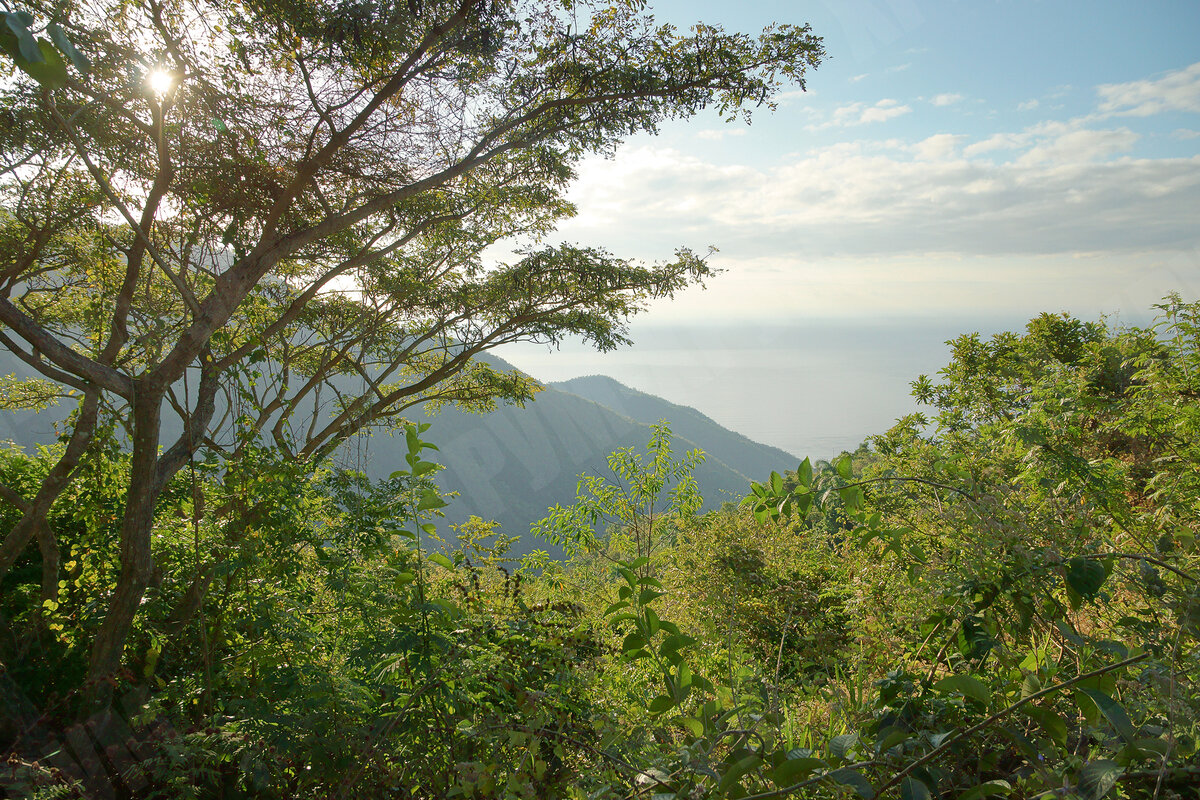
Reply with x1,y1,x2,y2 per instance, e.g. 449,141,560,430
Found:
0,0,823,690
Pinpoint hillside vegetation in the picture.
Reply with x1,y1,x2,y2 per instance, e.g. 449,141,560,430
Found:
0,1,1196,797
3,298,1199,799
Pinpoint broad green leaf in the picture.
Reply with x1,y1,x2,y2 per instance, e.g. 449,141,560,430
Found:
717,754,761,796
5,13,41,62
876,727,911,752
416,491,447,511
645,606,660,636
1079,688,1136,743
1078,759,1122,800
1022,706,1068,747
829,732,858,761
958,780,1013,800
901,776,932,800
639,588,665,605
829,768,873,800
769,757,825,786
47,22,88,73
835,454,853,480
17,39,67,88
659,633,697,658
798,458,813,487
1065,557,1107,601
647,695,676,715
770,470,783,494
621,632,645,654
934,674,991,706
678,716,704,737
427,552,454,569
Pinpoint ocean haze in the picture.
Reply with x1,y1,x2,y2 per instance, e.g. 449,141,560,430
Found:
496,311,1157,459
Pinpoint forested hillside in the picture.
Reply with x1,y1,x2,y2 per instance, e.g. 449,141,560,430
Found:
5,297,1199,799
0,348,787,545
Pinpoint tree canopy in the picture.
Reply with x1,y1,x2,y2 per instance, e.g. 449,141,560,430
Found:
0,0,823,684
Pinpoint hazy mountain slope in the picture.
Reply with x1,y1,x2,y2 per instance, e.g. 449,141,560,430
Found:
0,351,777,552
553,374,797,479
413,383,758,545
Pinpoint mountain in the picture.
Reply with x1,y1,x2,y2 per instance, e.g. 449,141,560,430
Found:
413,379,786,545
0,353,793,552
551,375,797,481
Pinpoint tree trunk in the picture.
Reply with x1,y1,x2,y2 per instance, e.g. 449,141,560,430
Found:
86,387,163,690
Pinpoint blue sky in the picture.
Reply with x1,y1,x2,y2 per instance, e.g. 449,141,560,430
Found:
494,0,1200,455
520,0,1200,322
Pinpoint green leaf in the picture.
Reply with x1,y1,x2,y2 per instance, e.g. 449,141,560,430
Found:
1078,759,1122,800
835,455,853,480
427,552,454,569
798,458,813,487
1079,688,1136,744
412,460,438,476
1022,706,1068,747
717,754,761,796
769,757,825,786
47,23,88,73
958,779,1013,800
934,674,991,706
770,470,783,494
829,732,858,761
659,633,697,658
679,716,704,737
876,727,911,752
639,588,665,605
829,768,873,800
416,491,447,511
16,39,67,88
648,695,676,714
621,632,645,655
6,13,41,63
901,776,932,800
1065,557,1107,601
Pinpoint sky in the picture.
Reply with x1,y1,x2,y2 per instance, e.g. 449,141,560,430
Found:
494,0,1200,459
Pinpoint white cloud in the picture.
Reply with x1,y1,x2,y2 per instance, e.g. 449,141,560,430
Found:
1172,128,1200,140
695,128,748,141
930,93,964,107
1096,61,1200,116
808,99,912,130
849,73,869,83
886,63,911,73
1015,127,1140,165
558,141,1200,264
1018,99,1039,111
912,134,966,161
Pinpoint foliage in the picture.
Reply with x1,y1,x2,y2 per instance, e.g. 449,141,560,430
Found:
0,0,824,684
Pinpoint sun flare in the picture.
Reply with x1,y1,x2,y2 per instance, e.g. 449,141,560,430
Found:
146,68,175,95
